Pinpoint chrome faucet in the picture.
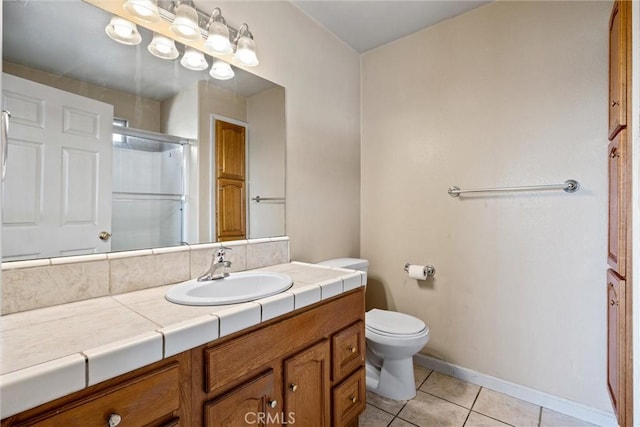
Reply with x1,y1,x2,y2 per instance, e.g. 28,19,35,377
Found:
197,247,232,281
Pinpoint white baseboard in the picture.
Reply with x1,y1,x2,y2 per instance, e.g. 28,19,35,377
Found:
413,354,617,427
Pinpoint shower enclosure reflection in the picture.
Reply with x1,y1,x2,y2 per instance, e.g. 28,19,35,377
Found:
112,128,188,252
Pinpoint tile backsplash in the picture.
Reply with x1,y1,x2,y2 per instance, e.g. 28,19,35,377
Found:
1,237,290,315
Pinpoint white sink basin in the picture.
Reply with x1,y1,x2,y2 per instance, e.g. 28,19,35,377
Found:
165,272,293,306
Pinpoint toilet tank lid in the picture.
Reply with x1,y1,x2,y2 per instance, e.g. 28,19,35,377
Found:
317,258,369,270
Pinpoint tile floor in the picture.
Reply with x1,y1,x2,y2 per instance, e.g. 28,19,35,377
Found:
359,366,597,427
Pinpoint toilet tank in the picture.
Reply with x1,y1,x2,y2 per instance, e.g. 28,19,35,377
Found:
318,258,369,272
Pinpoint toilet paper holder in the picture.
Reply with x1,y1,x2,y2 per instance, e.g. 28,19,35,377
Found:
404,263,436,277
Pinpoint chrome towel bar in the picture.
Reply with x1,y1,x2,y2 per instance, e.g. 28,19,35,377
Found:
251,196,285,203
448,179,579,198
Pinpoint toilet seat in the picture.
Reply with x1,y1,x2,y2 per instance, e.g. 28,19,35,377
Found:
366,309,427,337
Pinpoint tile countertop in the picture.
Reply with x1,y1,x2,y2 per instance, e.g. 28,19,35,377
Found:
0,262,366,419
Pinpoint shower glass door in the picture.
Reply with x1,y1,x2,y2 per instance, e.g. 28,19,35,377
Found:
111,126,186,252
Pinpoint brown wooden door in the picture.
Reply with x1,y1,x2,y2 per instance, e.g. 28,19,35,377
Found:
608,0,627,139
607,270,626,421
217,178,246,241
607,130,627,272
204,370,279,426
215,120,246,241
284,340,331,427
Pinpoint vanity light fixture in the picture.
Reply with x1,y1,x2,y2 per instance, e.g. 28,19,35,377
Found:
123,0,160,23
233,24,259,66
170,1,201,41
105,15,142,45
209,60,235,80
148,32,179,59
204,8,232,54
181,47,209,71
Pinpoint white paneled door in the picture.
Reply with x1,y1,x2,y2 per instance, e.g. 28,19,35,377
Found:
1,73,113,260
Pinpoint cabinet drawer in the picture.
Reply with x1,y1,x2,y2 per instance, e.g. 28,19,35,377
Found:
19,364,179,427
332,321,365,382
332,368,366,427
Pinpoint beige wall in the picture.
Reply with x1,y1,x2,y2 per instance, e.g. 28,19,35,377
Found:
3,61,161,132
247,86,286,238
362,0,611,412
207,1,361,261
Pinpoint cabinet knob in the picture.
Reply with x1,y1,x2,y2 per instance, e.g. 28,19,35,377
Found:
611,100,620,107
268,399,278,409
108,413,122,427
348,345,357,354
99,231,112,241
289,383,298,392
349,396,357,404
610,299,618,306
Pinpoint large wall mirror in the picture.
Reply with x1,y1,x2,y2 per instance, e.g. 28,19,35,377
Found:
1,0,286,262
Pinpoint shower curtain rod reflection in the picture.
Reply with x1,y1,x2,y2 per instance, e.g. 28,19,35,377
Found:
448,179,580,197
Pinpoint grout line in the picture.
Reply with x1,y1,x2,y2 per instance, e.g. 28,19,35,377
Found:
470,386,482,410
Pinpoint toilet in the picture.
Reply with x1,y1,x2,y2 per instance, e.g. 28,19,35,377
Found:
317,258,430,401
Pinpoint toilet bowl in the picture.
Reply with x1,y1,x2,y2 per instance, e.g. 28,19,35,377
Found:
317,258,430,401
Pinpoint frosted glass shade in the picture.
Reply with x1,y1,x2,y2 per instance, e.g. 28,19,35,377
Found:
170,3,201,41
105,16,141,45
181,47,209,71
205,20,232,54
209,60,234,80
148,33,179,60
123,0,160,23
234,35,258,66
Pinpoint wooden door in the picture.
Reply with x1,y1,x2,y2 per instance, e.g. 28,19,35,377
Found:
215,120,246,241
204,370,279,426
607,130,627,272
1,73,113,260
284,339,331,427
607,270,626,421
608,0,627,139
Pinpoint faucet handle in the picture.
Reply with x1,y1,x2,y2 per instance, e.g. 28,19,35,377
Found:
215,246,232,257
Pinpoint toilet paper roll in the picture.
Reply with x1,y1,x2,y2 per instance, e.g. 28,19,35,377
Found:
408,265,428,280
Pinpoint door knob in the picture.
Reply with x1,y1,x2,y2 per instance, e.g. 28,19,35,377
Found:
99,231,112,241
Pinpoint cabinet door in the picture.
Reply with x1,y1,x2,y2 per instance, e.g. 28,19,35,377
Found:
608,0,627,139
204,370,279,426
607,270,626,420
607,131,627,272
284,340,331,427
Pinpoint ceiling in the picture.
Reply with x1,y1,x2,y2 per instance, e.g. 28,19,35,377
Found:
292,1,491,53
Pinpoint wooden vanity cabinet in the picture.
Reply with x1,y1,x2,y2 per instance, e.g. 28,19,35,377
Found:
196,289,366,426
0,289,366,427
0,353,192,427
